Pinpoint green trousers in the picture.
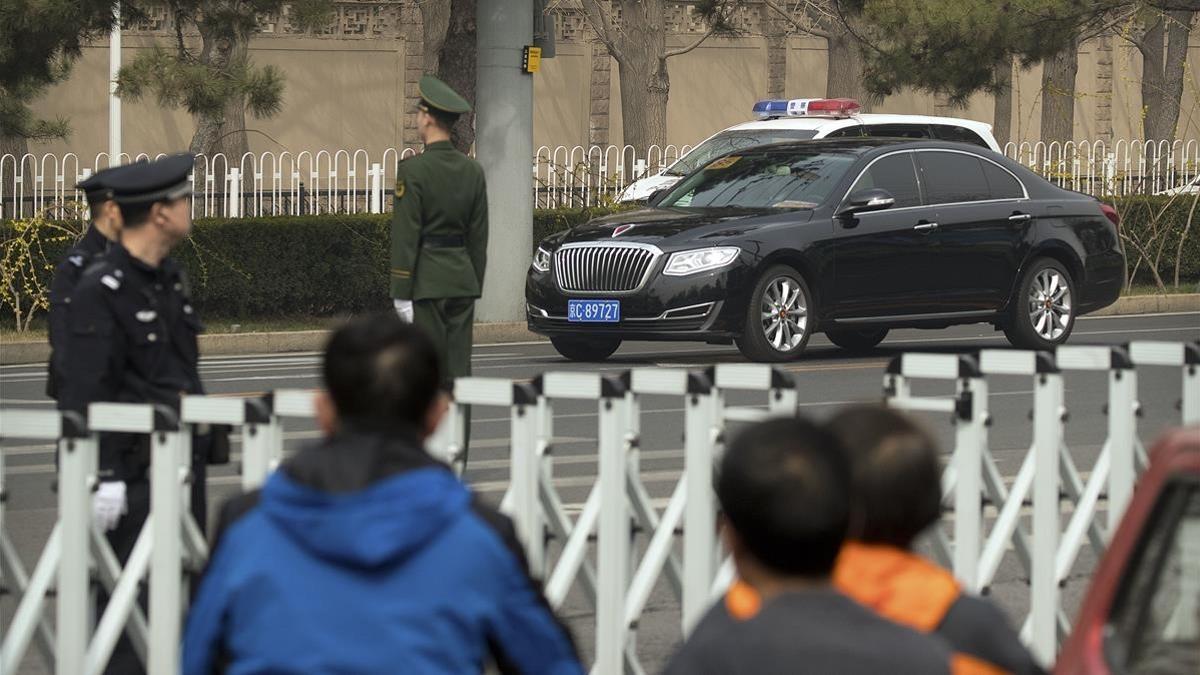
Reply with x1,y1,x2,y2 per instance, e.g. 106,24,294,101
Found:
413,297,475,384
414,297,475,460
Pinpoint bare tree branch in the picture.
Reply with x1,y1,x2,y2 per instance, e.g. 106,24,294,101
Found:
580,0,622,59
763,0,830,38
665,24,718,58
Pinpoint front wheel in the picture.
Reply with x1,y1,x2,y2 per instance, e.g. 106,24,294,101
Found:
735,265,815,362
550,335,622,362
825,328,889,352
1003,258,1077,350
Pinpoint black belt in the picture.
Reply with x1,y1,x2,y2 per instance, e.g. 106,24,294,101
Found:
423,235,465,248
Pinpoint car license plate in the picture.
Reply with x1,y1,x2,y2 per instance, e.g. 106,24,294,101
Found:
567,299,620,323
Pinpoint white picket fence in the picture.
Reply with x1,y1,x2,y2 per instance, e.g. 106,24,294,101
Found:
1,139,1197,220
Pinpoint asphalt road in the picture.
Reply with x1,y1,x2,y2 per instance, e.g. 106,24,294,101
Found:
2,312,1197,673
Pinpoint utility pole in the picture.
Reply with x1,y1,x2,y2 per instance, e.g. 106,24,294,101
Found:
109,1,122,167
475,0,534,322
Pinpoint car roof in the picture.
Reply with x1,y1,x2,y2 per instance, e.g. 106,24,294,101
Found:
725,114,995,136
729,138,992,156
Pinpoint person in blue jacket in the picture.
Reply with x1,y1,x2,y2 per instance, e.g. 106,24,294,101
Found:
182,313,582,675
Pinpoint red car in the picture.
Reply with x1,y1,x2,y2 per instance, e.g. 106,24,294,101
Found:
1055,426,1200,675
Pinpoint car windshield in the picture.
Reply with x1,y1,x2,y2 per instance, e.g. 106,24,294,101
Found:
665,130,819,176
657,148,858,210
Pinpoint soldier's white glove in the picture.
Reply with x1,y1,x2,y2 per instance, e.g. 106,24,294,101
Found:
92,481,128,532
394,299,414,323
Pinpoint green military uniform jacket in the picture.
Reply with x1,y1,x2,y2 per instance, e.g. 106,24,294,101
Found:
391,141,489,300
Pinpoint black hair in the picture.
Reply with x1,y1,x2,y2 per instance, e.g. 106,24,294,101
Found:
85,193,111,210
117,201,154,229
322,312,442,429
826,405,943,548
717,417,851,578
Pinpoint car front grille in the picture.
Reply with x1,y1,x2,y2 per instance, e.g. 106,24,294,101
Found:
554,244,661,294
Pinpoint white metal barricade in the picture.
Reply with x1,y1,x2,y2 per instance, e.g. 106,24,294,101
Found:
0,408,93,675
884,353,990,587
701,364,800,607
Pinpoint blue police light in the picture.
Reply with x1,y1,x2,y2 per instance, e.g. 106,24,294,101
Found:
752,100,790,119
753,98,862,120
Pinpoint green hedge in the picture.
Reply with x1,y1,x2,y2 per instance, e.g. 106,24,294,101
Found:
2,198,1194,324
1,207,623,323
1110,195,1200,286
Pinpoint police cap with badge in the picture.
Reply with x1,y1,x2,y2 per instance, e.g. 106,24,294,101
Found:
103,153,196,209
76,164,128,207
417,74,472,123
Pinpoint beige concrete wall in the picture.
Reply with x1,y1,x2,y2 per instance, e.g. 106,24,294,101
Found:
20,31,1200,160
533,42,589,150
28,35,405,160
606,36,768,150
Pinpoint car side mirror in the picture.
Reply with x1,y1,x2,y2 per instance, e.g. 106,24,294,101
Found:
647,188,668,206
838,188,896,217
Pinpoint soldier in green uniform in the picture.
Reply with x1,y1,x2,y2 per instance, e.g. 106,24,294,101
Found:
391,75,489,394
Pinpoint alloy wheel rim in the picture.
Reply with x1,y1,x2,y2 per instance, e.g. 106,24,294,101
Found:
761,277,808,351
1027,269,1072,341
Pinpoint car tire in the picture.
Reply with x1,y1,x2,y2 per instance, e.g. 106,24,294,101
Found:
1003,257,1077,350
550,335,622,362
735,265,815,362
825,328,889,352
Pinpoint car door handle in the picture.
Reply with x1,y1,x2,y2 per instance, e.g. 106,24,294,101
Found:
913,222,939,232
1008,212,1033,222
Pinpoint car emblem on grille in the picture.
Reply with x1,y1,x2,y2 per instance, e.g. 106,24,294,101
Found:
612,224,635,237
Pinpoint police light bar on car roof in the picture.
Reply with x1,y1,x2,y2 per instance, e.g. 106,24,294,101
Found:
752,97,861,119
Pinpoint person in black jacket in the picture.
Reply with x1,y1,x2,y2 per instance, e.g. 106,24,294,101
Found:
59,153,226,674
185,313,581,675
665,417,953,675
47,167,126,399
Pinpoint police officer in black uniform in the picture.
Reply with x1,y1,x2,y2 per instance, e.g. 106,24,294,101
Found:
59,153,224,674
46,167,127,399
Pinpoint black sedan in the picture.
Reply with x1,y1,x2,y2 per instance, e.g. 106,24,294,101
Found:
526,139,1125,362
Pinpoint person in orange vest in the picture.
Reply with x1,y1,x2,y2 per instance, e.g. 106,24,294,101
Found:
666,417,954,675
723,405,1042,674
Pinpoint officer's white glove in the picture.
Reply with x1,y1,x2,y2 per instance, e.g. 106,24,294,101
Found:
394,299,414,323
92,481,128,532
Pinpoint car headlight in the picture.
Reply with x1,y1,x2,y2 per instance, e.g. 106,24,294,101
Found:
663,247,741,276
532,246,553,273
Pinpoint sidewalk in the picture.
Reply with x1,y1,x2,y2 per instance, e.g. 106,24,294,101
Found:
2,294,1197,365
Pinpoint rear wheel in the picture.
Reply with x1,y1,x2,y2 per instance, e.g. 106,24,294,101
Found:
1003,257,1076,350
735,265,815,362
550,335,622,362
825,328,889,352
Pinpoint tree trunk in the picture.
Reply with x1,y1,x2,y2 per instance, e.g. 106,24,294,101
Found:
189,27,249,210
1039,38,1079,146
825,27,872,109
1139,10,1194,143
437,0,477,154
0,134,28,218
189,28,249,162
616,0,670,154
992,59,1013,149
420,0,452,75
0,134,27,160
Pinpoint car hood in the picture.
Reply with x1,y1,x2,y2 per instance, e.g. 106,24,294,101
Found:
560,207,811,246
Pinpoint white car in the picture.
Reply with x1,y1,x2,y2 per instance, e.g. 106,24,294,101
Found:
619,98,1001,202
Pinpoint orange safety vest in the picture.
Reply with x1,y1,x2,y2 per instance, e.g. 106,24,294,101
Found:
724,541,1009,675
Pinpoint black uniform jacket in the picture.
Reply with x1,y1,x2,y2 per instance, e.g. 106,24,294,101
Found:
47,225,112,399
59,243,205,481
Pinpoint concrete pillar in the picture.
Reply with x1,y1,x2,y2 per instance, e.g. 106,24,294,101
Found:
476,0,533,322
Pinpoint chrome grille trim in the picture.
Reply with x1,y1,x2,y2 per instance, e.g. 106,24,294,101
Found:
554,242,663,295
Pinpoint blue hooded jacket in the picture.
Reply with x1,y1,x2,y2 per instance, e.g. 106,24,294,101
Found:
182,432,581,675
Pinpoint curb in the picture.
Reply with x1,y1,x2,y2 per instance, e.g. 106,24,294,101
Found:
1,321,546,366
3,295,1195,366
